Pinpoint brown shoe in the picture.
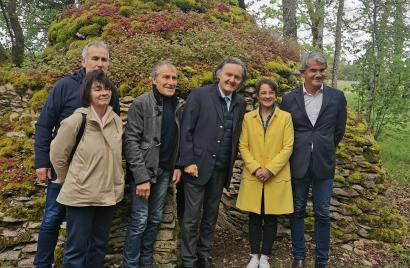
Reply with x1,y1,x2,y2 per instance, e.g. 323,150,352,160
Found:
292,259,305,268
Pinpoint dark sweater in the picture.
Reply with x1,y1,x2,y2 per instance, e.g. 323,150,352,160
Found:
214,97,233,170
153,86,178,170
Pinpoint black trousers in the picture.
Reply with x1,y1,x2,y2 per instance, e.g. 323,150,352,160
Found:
181,169,227,267
249,189,278,255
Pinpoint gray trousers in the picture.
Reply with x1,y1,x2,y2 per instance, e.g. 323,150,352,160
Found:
181,169,226,267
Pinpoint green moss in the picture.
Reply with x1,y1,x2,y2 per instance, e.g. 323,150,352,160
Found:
265,60,292,78
54,245,64,268
334,175,346,184
2,182,36,196
342,203,360,215
347,172,363,183
119,6,134,17
191,71,213,88
65,48,81,59
353,197,374,211
0,231,32,252
32,196,46,209
369,227,407,243
180,66,198,76
29,88,50,111
243,78,257,88
175,0,206,13
78,23,102,37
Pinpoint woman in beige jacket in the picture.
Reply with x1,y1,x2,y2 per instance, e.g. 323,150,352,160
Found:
50,70,124,267
236,79,294,268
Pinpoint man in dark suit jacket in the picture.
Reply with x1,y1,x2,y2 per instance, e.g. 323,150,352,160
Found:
281,52,347,268
178,58,247,268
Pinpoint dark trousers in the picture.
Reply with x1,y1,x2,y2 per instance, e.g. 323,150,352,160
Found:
34,182,66,268
290,167,333,264
181,169,226,267
249,189,277,255
63,205,115,268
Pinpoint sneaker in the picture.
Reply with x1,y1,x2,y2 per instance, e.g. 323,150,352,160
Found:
259,255,270,268
246,254,259,268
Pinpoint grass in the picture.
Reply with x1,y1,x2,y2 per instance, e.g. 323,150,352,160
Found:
378,123,410,186
337,80,410,186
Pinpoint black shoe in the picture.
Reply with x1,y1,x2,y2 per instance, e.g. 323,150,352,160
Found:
197,257,215,268
315,262,328,268
292,259,305,268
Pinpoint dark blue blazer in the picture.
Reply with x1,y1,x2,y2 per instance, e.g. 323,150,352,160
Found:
178,84,246,188
280,85,347,180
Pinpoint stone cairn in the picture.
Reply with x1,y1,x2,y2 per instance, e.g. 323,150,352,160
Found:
0,84,407,267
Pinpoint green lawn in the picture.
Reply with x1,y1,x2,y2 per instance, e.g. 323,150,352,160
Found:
337,80,410,186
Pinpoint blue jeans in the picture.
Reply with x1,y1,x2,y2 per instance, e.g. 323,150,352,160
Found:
290,169,333,264
63,205,115,268
34,182,66,268
122,170,170,268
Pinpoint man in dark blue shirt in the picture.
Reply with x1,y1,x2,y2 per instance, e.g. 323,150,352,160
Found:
34,41,120,268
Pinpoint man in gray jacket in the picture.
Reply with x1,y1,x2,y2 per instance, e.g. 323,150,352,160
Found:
122,61,182,268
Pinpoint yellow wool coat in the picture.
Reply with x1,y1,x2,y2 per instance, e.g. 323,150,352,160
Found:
236,106,294,215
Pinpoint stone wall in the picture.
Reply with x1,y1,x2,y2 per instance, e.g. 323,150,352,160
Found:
0,83,407,267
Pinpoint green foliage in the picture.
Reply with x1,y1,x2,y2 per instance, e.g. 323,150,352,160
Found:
119,6,134,17
0,44,10,66
265,60,293,78
352,1,410,139
78,24,102,37
0,70,49,94
379,123,410,186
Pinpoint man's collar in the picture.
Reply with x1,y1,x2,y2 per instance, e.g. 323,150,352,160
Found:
303,84,324,96
218,86,233,100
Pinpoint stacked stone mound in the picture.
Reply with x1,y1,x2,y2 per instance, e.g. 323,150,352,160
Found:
219,87,408,245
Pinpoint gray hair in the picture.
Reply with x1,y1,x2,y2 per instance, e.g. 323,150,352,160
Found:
212,57,247,85
150,60,177,79
81,41,109,60
300,51,327,72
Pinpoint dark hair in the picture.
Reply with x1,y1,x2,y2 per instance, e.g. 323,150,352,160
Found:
212,57,247,86
80,69,114,107
255,78,278,96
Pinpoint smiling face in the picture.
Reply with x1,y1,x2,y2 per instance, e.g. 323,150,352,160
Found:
90,82,112,109
82,46,110,73
217,63,244,95
257,83,276,110
303,59,326,92
153,65,178,97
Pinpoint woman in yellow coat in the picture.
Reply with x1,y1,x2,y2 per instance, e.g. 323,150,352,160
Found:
236,79,294,268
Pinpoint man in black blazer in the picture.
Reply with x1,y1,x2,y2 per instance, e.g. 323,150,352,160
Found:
178,58,247,268
281,52,347,268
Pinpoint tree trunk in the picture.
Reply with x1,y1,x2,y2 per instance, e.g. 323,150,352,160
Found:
331,0,344,88
282,0,298,41
305,0,324,51
0,0,24,66
238,0,246,9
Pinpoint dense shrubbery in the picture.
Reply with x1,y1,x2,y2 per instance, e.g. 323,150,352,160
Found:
36,0,299,96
